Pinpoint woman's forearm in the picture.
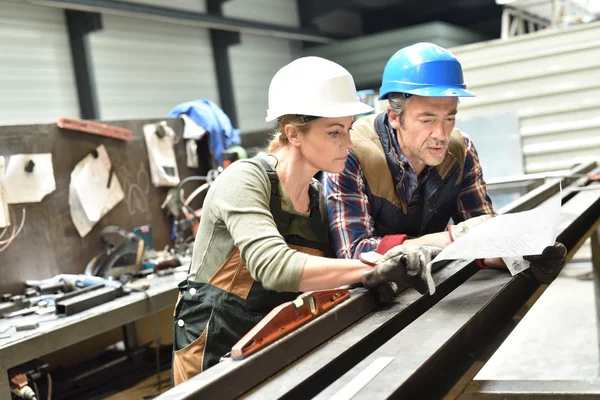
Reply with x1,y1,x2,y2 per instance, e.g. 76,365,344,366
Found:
297,256,372,291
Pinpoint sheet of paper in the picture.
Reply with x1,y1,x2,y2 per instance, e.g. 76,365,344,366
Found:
181,114,207,140
69,145,125,237
0,157,9,228
143,122,180,187
185,139,199,168
73,157,110,222
425,192,562,294
4,153,56,204
502,256,531,276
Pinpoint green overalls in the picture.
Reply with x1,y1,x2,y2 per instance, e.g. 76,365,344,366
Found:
172,158,329,385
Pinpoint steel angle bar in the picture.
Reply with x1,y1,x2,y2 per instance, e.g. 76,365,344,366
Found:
155,289,378,400
158,259,478,400
460,379,600,400
486,161,597,187
242,259,478,400
313,270,519,400
496,161,597,215
55,286,118,316
317,270,538,399
313,183,600,399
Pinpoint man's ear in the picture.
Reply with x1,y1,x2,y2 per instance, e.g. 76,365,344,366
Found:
284,124,302,147
387,106,401,130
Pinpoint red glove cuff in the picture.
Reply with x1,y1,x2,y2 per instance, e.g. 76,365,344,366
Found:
376,234,407,255
447,225,455,243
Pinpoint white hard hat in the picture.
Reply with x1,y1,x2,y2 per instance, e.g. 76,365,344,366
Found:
265,56,374,122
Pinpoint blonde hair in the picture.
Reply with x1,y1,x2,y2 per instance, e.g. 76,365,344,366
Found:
266,115,312,154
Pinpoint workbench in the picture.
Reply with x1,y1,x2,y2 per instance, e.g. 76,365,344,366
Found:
0,270,185,399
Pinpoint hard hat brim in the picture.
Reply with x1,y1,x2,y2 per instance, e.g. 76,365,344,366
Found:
265,102,374,122
379,86,476,100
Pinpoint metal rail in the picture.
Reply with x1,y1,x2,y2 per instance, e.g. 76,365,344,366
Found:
27,0,335,44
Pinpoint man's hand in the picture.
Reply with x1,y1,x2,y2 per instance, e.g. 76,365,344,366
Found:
360,244,443,296
448,214,494,242
523,242,567,284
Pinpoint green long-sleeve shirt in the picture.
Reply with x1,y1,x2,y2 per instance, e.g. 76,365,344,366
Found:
187,155,326,292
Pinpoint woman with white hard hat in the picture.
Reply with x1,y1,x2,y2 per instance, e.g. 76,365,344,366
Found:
172,57,376,384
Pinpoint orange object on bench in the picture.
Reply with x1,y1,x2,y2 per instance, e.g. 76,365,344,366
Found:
231,288,350,360
57,117,133,141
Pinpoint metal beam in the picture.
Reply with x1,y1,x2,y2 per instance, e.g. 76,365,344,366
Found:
313,185,600,399
65,9,102,119
461,379,600,399
207,0,239,128
298,0,355,26
29,0,335,44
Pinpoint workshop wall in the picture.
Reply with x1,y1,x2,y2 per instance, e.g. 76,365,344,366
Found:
0,118,195,295
223,0,301,134
88,13,219,121
452,20,600,173
302,21,488,90
0,0,79,125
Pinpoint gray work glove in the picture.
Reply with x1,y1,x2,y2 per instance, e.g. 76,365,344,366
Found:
522,242,567,284
448,214,494,241
360,244,443,296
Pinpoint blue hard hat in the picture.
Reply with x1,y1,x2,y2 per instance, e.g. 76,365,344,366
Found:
378,42,475,100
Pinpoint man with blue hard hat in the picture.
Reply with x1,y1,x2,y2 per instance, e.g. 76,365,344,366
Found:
322,42,567,298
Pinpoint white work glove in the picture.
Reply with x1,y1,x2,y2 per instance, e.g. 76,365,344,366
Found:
360,244,443,296
448,214,494,242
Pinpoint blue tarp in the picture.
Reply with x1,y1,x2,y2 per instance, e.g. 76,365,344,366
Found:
168,99,241,166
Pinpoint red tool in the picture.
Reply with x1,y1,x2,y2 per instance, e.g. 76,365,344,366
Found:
57,117,133,141
231,288,350,360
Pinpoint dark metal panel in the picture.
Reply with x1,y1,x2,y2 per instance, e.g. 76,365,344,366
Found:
29,0,334,43
207,0,239,128
297,0,356,27
315,271,528,399
55,286,118,316
241,260,478,400
65,9,102,119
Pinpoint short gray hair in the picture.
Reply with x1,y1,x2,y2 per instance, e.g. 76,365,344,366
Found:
387,93,412,129
387,93,460,129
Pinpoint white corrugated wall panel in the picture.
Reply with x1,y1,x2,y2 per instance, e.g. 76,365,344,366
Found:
223,0,300,133
0,0,78,125
302,22,487,89
89,14,218,120
451,21,600,173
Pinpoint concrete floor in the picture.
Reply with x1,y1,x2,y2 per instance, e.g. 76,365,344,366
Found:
476,246,599,380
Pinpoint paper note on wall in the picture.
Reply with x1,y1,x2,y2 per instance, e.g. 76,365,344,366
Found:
73,156,111,222
425,191,562,294
69,145,125,237
143,122,180,187
0,157,10,228
4,153,56,204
